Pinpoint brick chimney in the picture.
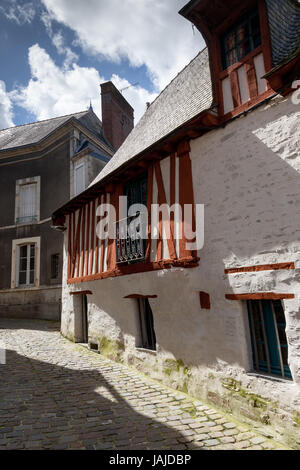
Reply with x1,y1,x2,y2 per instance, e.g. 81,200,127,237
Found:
100,81,134,151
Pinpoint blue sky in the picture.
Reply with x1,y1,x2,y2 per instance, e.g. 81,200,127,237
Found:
0,0,204,129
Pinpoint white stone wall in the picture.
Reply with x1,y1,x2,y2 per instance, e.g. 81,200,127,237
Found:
61,94,300,444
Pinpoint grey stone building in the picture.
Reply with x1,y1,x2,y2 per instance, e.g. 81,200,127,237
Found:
0,82,133,320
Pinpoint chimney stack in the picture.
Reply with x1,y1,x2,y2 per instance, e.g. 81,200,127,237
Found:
100,81,134,152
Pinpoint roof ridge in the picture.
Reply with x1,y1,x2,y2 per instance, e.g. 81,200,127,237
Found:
0,109,90,133
146,47,208,111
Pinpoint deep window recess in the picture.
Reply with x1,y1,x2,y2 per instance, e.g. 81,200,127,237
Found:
17,183,37,224
222,8,261,69
116,174,148,264
136,298,156,351
51,254,59,279
18,244,35,286
247,300,292,379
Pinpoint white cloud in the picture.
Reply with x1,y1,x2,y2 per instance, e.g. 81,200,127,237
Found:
41,11,78,69
0,0,35,25
0,81,14,130
10,44,157,123
41,0,204,91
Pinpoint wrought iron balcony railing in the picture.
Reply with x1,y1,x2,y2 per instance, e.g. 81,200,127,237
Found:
115,212,146,264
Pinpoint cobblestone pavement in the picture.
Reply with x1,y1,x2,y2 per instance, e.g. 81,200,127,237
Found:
0,319,290,450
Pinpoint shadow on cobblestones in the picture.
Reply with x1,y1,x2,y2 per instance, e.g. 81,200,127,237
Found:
0,348,202,450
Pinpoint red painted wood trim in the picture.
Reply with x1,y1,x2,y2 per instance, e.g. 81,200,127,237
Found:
124,294,158,299
170,153,176,256
70,290,93,296
80,204,86,278
85,201,91,276
177,140,191,157
230,69,242,108
106,184,121,272
178,148,196,258
245,58,258,99
89,199,96,275
225,262,295,274
94,197,100,273
258,0,273,73
200,292,211,310
154,161,177,260
67,256,200,284
221,89,275,122
67,214,72,279
99,195,106,273
73,208,82,279
225,293,295,301
145,163,153,261
219,46,263,80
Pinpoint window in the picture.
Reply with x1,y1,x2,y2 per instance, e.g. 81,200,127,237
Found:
136,298,156,351
16,177,40,224
222,9,261,69
116,174,148,264
51,254,59,280
11,237,40,289
74,162,86,196
18,244,35,286
247,300,292,379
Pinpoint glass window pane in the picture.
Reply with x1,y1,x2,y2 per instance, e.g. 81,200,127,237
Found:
222,8,261,69
30,270,34,284
19,271,26,285
20,245,27,257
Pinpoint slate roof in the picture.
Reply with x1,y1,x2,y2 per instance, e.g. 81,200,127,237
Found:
0,109,110,152
91,48,213,186
266,0,300,67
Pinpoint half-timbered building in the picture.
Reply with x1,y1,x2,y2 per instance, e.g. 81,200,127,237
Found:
52,0,300,446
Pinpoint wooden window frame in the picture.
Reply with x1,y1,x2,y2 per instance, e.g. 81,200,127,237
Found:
221,7,262,70
209,0,274,120
11,237,41,289
15,176,40,225
247,299,292,380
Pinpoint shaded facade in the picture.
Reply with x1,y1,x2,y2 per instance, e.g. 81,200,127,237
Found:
0,83,134,320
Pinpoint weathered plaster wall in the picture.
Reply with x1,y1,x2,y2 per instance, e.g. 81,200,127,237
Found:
0,285,61,320
61,94,300,447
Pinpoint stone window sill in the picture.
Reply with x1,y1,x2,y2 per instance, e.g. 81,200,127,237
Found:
246,371,293,384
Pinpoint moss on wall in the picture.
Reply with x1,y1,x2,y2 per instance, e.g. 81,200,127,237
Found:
98,335,125,362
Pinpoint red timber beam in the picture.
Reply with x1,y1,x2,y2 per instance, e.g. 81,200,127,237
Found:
145,163,154,261
154,161,177,260
177,140,197,259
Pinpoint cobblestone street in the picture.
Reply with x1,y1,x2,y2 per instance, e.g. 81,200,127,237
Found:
0,319,290,450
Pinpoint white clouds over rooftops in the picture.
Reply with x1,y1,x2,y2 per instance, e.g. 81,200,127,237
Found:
41,0,204,90
0,0,204,129
10,44,157,123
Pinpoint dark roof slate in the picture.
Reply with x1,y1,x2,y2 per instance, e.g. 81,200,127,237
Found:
91,48,213,186
267,0,300,66
0,109,107,152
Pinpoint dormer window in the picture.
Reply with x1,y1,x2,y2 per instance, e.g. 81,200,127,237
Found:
180,0,274,121
222,9,261,69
